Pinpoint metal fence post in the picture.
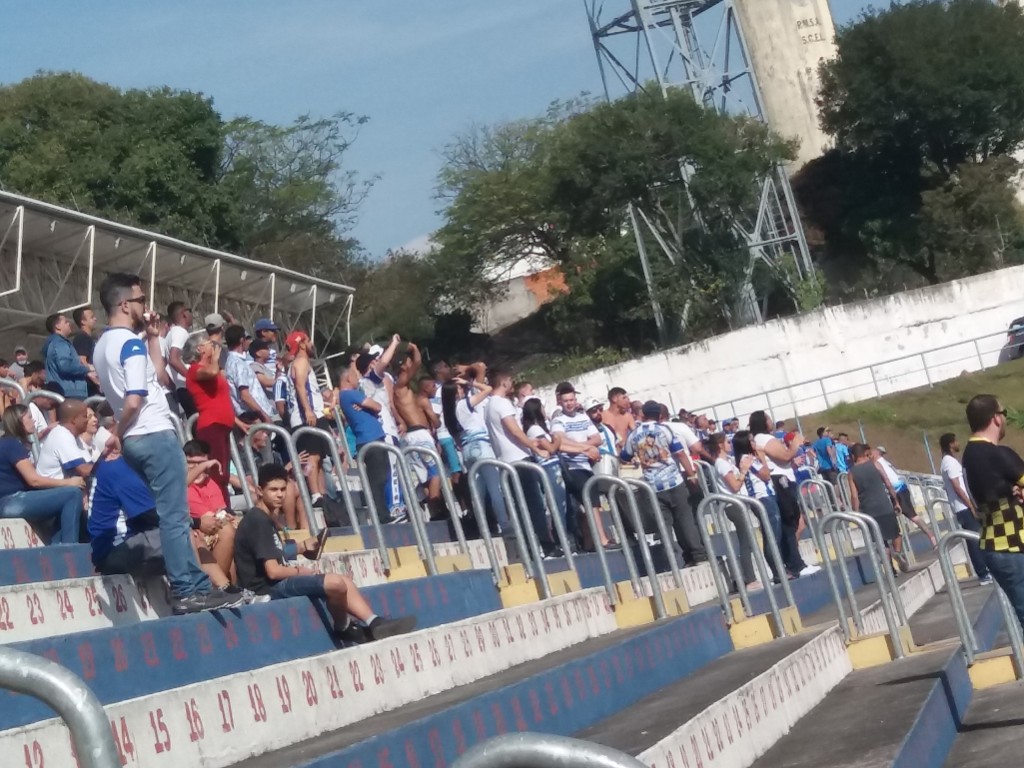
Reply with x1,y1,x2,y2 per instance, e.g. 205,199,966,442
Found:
937,530,979,662
451,733,650,768
406,444,469,556
695,495,736,624
227,439,253,509
293,426,360,532
513,461,576,572
922,431,937,475
463,460,505,587
0,646,120,768
800,479,857,641
625,478,684,590
497,465,551,600
922,353,933,388
245,423,319,533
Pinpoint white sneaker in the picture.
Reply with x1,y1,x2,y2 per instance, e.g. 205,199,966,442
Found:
799,564,822,576
979,575,995,586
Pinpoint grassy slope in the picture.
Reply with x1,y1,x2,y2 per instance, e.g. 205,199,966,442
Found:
803,357,1024,474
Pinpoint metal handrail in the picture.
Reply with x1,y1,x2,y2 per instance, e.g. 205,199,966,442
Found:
228,439,253,509
23,388,64,460
496,466,550,597
465,458,521,588
245,424,319,535
331,407,357,469
695,495,737,624
938,530,1024,675
701,490,751,614
186,412,198,439
583,475,666,620
451,733,648,768
513,461,575,573
800,478,859,641
821,511,908,656
406,443,469,555
357,441,437,576
693,459,720,496
0,645,119,768
928,497,958,543
294,426,361,532
0,376,27,402
625,478,684,590
835,471,853,510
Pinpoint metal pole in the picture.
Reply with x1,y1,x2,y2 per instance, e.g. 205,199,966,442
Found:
937,530,978,663
0,377,27,402
973,339,985,371
605,490,642,593
23,388,65,460
857,419,866,444
704,494,752,616
246,424,318,534
514,461,575,572
579,476,618,607
332,407,357,469
799,480,856,640
625,478,684,590
186,413,198,439
922,353,933,388
294,426,359,531
451,733,649,768
0,646,120,768
746,495,797,610
862,511,909,626
228,439,253,509
494,469,534,577
464,460,504,587
695,495,736,624
499,466,551,600
406,444,469,556
922,431,937,475
929,498,956,545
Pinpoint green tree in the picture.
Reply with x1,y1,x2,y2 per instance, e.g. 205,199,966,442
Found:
432,88,795,349
806,0,1024,287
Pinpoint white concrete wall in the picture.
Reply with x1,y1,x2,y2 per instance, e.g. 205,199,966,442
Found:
734,0,837,168
540,265,1024,423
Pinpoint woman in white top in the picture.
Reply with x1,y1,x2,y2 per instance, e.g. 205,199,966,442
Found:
748,411,816,578
709,433,760,589
730,430,786,584
440,378,508,533
520,398,568,537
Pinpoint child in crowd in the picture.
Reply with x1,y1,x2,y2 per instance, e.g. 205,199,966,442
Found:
234,464,416,644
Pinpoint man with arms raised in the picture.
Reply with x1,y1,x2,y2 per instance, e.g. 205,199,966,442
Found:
94,273,240,614
393,342,445,517
961,394,1024,626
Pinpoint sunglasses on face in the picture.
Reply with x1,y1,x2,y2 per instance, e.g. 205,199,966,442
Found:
123,296,147,306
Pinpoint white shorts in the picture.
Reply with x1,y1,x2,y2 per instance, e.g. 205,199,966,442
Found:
402,429,439,486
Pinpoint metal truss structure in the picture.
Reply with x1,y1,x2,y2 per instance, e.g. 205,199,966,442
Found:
583,0,815,330
0,192,353,364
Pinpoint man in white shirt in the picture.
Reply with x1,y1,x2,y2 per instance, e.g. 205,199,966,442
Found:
485,368,560,558
165,301,195,417
552,383,602,552
940,432,992,584
94,273,240,615
37,399,93,480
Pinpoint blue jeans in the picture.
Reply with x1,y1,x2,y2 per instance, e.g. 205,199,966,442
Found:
122,430,211,598
462,441,509,529
759,495,784,581
515,464,555,549
981,550,1024,630
956,510,990,580
0,487,82,544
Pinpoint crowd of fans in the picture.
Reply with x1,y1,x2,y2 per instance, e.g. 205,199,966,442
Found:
2,270,992,628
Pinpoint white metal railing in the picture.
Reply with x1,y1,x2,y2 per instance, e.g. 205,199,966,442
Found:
689,327,1012,425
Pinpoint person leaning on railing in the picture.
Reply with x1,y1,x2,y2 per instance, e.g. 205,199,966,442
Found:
0,404,84,544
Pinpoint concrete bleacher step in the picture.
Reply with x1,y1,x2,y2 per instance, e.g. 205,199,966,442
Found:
741,581,1002,768
2,587,616,768
941,680,1024,768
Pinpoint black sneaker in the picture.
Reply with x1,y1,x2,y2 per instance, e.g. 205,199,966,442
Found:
542,545,565,560
171,588,245,615
366,616,417,642
336,623,370,646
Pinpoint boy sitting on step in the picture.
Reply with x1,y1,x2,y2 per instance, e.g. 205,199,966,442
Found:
234,463,416,644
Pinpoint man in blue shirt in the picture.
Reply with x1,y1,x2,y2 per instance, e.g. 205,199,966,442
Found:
812,426,839,484
620,401,706,566
89,454,163,575
339,378,395,524
835,433,851,474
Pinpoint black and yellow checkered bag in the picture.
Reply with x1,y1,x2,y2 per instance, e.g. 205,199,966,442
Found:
981,496,1024,553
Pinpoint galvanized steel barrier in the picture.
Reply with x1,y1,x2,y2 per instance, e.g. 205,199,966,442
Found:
938,529,1024,673
0,645,119,768
295,425,360,532
405,443,469,555
357,441,436,576
245,423,319,535
23,388,64,460
582,475,666,619
452,733,648,768
513,460,575,573
820,511,909,654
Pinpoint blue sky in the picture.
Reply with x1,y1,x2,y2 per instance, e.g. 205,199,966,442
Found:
0,0,871,260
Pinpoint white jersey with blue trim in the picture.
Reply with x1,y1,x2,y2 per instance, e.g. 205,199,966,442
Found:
94,327,175,438
287,362,326,428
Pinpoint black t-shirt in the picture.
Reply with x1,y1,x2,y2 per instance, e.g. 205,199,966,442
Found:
234,507,287,595
961,437,1024,552
72,331,95,364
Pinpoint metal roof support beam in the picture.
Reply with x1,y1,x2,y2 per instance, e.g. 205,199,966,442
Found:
56,225,95,314
0,205,25,300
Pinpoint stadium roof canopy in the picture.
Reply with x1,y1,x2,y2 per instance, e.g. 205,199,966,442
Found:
0,191,354,359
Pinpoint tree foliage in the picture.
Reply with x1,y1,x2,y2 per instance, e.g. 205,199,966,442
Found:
803,0,1024,290
431,88,796,349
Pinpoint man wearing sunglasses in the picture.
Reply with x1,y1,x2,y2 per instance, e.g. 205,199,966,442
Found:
94,273,242,615
961,395,1024,627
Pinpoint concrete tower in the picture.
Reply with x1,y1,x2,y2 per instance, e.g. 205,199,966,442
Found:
733,0,837,168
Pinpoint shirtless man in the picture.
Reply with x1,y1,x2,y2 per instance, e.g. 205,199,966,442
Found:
394,342,442,513
602,387,636,450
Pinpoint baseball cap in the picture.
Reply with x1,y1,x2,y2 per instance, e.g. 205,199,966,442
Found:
555,381,576,396
367,344,384,357
204,312,227,330
876,445,888,454
13,346,26,355
584,397,603,412
641,400,661,419
285,330,309,356
254,318,279,333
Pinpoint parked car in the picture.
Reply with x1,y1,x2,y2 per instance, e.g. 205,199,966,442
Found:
998,316,1024,363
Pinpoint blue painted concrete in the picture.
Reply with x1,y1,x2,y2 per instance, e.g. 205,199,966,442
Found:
0,544,95,585
298,605,733,768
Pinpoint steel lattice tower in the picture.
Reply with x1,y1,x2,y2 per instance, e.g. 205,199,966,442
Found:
583,0,816,334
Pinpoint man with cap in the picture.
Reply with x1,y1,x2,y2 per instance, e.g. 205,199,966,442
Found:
586,398,619,473
355,336,406,521
620,400,707,566
9,345,27,380
253,318,279,365
285,330,333,506
204,312,230,367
